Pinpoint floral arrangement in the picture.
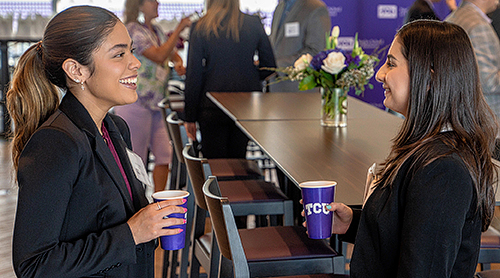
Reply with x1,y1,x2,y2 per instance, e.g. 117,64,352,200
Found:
266,26,381,119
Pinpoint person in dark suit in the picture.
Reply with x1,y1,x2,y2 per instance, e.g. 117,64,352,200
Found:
8,6,186,277
268,0,331,92
183,0,276,158
404,0,457,23
320,20,498,277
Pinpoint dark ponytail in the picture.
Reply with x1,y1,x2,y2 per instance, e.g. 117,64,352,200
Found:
6,6,120,171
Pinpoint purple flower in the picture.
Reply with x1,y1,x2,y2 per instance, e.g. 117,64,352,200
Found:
344,52,361,67
310,49,336,71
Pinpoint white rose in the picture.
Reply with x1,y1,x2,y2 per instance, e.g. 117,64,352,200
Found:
293,54,313,71
321,51,346,74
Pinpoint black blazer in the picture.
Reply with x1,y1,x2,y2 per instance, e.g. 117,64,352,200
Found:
13,92,155,277
341,141,481,277
183,13,276,122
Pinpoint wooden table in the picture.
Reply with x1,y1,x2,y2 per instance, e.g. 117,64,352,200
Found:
207,92,403,205
207,91,380,121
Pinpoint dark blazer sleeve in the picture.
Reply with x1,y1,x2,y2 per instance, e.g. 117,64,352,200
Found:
338,207,362,244
13,126,138,277
184,22,205,123
253,16,276,80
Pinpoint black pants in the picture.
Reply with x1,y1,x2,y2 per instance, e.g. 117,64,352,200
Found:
198,108,248,159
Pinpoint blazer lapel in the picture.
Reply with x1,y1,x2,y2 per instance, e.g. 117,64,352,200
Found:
271,1,285,45
93,131,136,214
105,117,150,210
58,93,136,214
274,0,305,47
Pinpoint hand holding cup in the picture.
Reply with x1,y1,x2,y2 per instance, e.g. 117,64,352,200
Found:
127,197,187,245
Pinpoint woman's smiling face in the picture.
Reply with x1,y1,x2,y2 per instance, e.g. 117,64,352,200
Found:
83,22,141,110
375,36,410,117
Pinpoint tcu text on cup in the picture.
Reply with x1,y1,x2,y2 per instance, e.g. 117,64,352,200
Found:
304,202,331,216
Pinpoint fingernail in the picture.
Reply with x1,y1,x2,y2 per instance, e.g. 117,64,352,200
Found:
183,219,187,224
183,208,187,213
182,199,187,203
325,205,332,210
178,228,183,233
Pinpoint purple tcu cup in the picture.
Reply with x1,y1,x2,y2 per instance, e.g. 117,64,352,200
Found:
152,190,190,250
300,181,336,239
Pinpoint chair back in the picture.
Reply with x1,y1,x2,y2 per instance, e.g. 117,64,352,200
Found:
183,144,211,211
158,98,173,137
166,111,188,163
203,176,250,277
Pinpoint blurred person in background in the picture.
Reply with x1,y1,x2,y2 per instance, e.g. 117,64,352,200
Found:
268,0,330,92
114,0,191,192
446,0,500,121
404,0,457,23
183,0,276,158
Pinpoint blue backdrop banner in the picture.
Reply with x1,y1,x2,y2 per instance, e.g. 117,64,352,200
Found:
322,0,457,109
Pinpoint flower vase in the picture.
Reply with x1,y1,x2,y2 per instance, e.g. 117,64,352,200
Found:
320,87,347,127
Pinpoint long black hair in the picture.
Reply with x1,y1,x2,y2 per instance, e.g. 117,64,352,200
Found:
376,20,498,231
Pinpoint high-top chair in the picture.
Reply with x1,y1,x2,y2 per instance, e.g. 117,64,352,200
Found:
476,270,500,278
203,176,345,278
159,98,184,191
478,159,500,271
166,112,263,182
183,143,294,278
479,226,500,270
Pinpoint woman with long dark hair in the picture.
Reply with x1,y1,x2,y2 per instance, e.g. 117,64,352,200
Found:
324,20,498,277
9,6,185,277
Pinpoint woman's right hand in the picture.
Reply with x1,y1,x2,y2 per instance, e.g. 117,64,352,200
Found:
127,199,186,245
326,202,353,234
300,200,353,235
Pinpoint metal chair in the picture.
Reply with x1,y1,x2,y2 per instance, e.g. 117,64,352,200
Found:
203,176,345,278
479,226,500,270
166,112,263,182
183,143,294,277
476,270,500,278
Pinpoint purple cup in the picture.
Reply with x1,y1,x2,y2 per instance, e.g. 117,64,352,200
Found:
300,181,336,239
152,190,190,250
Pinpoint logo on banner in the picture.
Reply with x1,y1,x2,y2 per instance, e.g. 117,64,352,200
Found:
304,203,331,216
328,6,343,17
377,5,398,19
337,37,355,50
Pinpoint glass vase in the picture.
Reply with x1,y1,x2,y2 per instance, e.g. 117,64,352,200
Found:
320,87,347,127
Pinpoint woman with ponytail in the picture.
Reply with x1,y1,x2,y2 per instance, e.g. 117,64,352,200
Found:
9,6,185,277
319,20,499,277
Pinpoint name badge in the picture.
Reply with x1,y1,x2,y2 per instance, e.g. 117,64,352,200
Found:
126,148,154,201
285,22,300,37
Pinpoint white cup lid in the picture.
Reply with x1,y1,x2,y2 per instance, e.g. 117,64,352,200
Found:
299,181,336,188
152,190,190,200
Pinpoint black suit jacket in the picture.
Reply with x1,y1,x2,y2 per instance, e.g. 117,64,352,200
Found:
405,0,440,24
13,92,155,277
340,142,481,277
